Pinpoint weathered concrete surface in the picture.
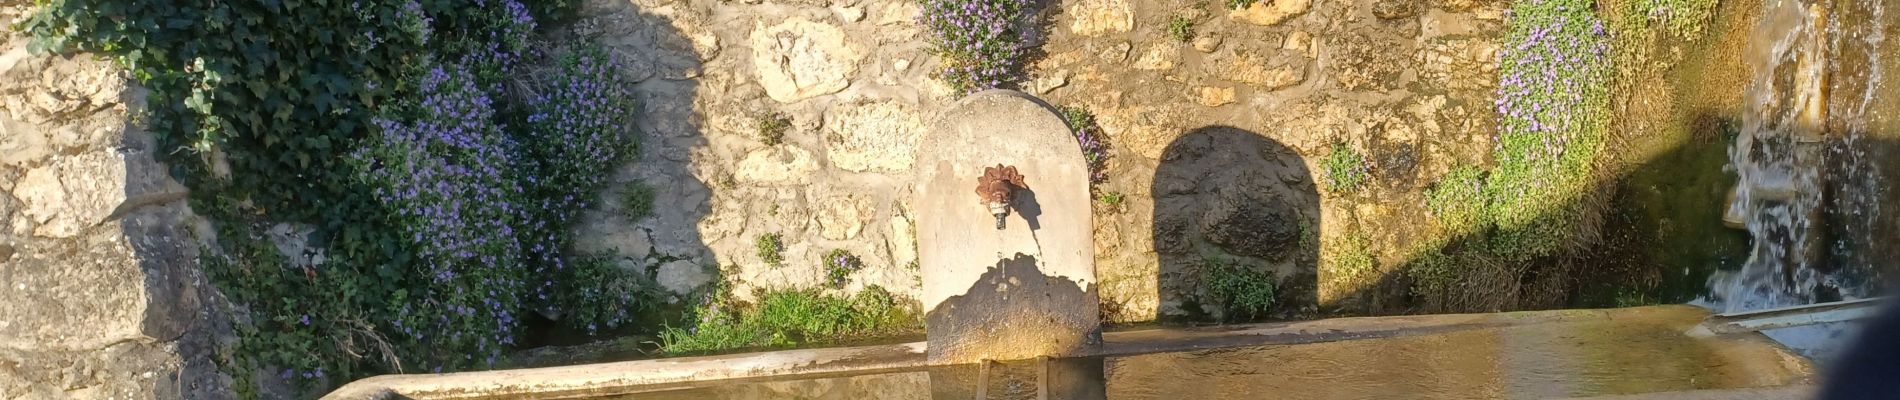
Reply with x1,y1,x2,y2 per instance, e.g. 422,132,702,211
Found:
915,90,1098,364
324,305,1812,399
322,343,931,400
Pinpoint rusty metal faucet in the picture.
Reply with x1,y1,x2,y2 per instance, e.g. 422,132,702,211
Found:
975,164,1027,230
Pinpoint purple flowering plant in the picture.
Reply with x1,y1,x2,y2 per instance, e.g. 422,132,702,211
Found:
353,57,537,371
823,249,865,288
1437,0,1611,258
918,0,1035,93
1059,105,1112,187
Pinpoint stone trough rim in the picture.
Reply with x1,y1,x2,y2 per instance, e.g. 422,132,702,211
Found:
320,305,1792,399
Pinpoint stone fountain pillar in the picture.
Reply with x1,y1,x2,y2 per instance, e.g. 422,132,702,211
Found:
915,90,1100,364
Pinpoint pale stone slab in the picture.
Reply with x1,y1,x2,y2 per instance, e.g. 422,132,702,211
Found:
915,90,1098,364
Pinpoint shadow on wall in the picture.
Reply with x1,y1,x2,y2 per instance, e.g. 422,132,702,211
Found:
1336,111,1900,316
1150,126,1321,322
926,253,1098,363
521,1,717,348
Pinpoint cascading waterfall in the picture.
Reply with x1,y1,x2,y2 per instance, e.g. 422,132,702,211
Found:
1716,0,1886,314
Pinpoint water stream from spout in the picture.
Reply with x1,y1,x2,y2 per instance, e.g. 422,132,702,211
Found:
1713,0,1886,356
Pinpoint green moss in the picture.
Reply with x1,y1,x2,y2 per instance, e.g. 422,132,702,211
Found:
1319,143,1369,194
755,233,784,267
1167,15,1195,42
1203,257,1275,321
620,181,656,222
757,114,792,146
1331,232,1376,284
1297,217,1317,257
1617,0,1719,38
1425,166,1488,235
657,286,919,353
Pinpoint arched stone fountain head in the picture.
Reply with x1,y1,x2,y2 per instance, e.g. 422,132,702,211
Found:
915,90,1100,365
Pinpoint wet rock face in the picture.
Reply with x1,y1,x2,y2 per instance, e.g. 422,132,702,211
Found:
1331,33,1412,91
1152,127,1319,318
1200,187,1299,260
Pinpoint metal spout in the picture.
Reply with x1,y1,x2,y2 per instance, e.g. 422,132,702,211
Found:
975,164,1028,231
988,201,1010,230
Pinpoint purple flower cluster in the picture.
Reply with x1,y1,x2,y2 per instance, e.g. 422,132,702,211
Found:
918,0,1034,93
823,249,864,288
341,0,640,375
1491,0,1611,165
515,45,639,329
397,0,434,44
462,0,537,91
1061,106,1111,185
353,60,527,370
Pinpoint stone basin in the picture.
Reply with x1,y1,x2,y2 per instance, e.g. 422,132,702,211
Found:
323,305,1813,399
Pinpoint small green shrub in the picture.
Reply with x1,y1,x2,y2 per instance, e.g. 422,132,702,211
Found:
555,255,659,335
1167,15,1195,42
1204,257,1275,321
757,114,792,146
756,233,785,267
1319,143,1369,194
1098,191,1125,206
658,286,919,353
1405,250,1461,297
824,249,864,288
1227,0,1256,10
620,182,656,222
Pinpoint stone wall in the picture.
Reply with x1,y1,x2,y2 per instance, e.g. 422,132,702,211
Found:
569,0,1509,320
0,4,230,397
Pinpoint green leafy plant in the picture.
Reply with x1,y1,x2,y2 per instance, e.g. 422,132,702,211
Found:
621,181,657,222
555,255,659,335
1167,15,1195,42
1319,143,1369,194
24,0,643,393
756,233,785,267
1227,0,1256,10
1204,257,1275,321
1098,191,1125,206
824,249,864,288
658,286,919,353
757,114,791,146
